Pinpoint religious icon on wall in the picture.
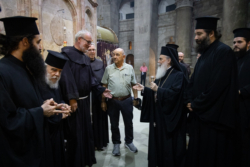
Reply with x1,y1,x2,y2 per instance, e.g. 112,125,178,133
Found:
97,41,118,68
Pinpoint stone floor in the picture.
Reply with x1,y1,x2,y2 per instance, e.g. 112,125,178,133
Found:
93,92,149,167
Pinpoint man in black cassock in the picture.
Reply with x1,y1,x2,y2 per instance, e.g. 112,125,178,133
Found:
233,28,250,167
87,43,109,151
178,52,191,78
59,30,112,167
133,46,188,167
39,50,71,167
185,17,238,167
0,16,67,167
166,44,189,79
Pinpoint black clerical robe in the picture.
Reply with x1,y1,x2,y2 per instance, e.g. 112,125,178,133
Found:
38,84,66,167
141,68,187,167
185,40,238,167
0,55,44,166
90,58,109,150
237,49,250,167
59,46,105,167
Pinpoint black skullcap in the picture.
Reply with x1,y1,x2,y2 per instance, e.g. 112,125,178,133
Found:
195,16,220,30
166,44,179,50
233,28,250,39
0,16,39,37
45,50,69,69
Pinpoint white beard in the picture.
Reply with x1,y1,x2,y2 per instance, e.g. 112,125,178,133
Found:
155,61,168,79
45,73,60,89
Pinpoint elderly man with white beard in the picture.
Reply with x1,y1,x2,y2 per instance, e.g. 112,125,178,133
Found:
38,50,71,167
133,46,188,167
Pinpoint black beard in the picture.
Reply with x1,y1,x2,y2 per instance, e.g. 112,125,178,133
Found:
195,36,211,53
234,46,247,58
22,44,46,85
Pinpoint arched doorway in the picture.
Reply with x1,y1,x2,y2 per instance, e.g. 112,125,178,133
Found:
126,54,134,68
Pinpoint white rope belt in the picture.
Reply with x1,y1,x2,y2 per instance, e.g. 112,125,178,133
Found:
78,96,88,100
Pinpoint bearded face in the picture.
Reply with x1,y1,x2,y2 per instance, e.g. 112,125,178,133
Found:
45,71,61,89
155,59,168,79
233,37,248,58
22,42,46,85
45,65,62,89
195,34,211,53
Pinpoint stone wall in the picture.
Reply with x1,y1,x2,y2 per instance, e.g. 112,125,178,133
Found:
42,0,74,55
119,19,134,56
0,0,18,34
97,0,121,37
0,0,98,59
158,11,176,58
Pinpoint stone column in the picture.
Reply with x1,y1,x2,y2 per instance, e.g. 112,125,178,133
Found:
221,0,248,47
134,0,152,81
175,0,193,64
133,0,158,86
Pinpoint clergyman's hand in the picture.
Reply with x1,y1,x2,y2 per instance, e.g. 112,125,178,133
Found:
42,99,57,117
187,103,193,112
133,99,139,106
133,83,144,91
69,99,78,112
57,103,72,113
150,82,158,92
103,89,112,99
101,101,107,111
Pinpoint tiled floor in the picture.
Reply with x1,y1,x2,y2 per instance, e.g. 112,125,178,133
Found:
93,92,149,167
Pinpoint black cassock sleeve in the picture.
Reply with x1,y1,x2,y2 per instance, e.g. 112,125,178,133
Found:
157,73,183,112
0,78,44,153
140,87,155,122
191,48,234,111
190,47,238,130
60,60,79,101
240,85,250,99
157,72,185,132
91,67,105,98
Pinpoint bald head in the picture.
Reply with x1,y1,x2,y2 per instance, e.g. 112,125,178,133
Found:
113,48,126,67
114,48,125,56
178,52,184,62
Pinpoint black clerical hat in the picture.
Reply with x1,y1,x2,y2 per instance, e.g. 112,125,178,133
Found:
161,46,182,71
233,28,250,39
45,50,68,69
0,16,39,37
166,44,179,50
195,16,220,30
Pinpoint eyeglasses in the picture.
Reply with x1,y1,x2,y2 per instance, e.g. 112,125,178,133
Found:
81,37,92,44
88,49,96,52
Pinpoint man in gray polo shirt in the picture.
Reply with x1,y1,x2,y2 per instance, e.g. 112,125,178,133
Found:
101,48,138,156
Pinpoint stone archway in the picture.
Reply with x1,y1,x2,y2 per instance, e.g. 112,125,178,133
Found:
126,54,134,67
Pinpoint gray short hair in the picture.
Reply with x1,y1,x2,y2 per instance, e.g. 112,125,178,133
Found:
90,42,96,48
75,30,92,42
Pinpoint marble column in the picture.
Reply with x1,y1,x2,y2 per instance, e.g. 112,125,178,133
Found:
221,0,248,47
175,0,193,64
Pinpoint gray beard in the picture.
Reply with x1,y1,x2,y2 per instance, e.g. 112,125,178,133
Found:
155,61,168,79
45,73,60,89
